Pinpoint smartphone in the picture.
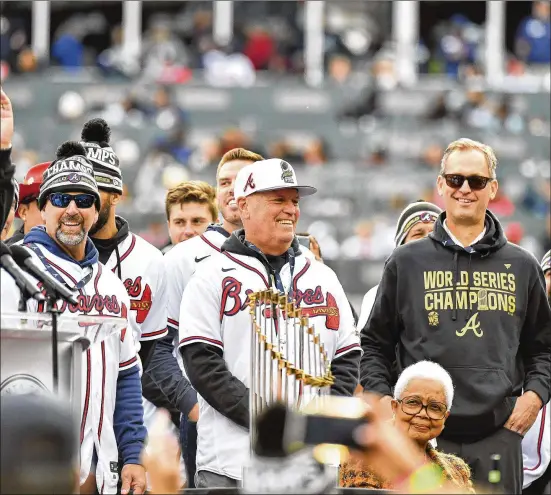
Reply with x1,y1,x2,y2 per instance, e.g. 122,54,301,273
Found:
254,397,369,460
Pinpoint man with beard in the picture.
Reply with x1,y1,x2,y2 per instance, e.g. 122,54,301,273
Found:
0,141,147,494
79,118,169,427
5,162,50,246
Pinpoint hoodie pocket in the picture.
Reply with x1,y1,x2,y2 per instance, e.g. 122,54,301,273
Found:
445,366,512,418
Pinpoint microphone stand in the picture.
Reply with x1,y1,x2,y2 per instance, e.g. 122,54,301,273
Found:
44,295,60,394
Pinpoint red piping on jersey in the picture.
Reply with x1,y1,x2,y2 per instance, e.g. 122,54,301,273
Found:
200,234,222,252
94,265,103,312
37,252,95,448
524,403,547,471
119,356,138,369
335,343,361,356
112,234,136,273
44,256,79,285
179,336,224,348
81,349,92,445
141,327,168,339
168,318,179,328
101,481,104,494
98,342,106,442
292,259,311,295
223,252,270,288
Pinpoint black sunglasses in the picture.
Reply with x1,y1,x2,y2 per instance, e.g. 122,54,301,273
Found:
48,193,96,209
442,174,493,191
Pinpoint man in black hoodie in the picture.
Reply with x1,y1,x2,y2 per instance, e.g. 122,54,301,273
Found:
361,138,551,493
178,158,361,488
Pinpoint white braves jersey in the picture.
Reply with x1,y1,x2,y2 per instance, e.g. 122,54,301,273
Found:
523,401,550,488
178,250,360,480
164,229,229,371
102,232,168,347
357,284,379,330
165,230,316,371
0,244,139,494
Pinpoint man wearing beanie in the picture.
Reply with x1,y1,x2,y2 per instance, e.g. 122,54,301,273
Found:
357,200,442,330
80,119,169,436
522,249,551,495
361,138,551,493
0,141,147,494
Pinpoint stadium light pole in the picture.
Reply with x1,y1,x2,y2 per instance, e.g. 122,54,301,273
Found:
485,0,505,88
122,1,142,64
392,0,419,86
304,0,325,87
214,1,234,47
32,1,50,62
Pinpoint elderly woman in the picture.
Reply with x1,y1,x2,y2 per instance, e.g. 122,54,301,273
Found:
340,361,474,492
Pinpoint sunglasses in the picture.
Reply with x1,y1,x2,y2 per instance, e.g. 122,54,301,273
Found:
48,193,96,209
442,174,493,191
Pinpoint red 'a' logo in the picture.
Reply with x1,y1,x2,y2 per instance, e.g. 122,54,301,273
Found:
130,284,152,324
244,173,255,193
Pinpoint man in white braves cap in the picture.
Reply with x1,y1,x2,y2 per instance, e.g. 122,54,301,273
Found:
522,250,551,495
0,141,147,494
178,158,361,488
357,200,442,330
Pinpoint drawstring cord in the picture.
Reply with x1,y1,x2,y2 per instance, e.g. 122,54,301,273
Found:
452,252,459,321
115,245,122,280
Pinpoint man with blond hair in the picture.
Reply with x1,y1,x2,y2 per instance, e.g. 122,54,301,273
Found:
361,138,551,493
164,180,218,250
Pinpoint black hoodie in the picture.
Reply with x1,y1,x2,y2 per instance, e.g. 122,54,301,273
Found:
180,230,360,429
361,210,551,441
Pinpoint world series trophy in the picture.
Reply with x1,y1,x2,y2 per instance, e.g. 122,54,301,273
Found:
243,289,338,494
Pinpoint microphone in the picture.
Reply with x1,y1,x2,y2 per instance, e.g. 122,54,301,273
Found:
0,242,46,303
10,245,78,305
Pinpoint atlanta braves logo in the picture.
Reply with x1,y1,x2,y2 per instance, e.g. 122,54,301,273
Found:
219,278,340,330
220,277,253,320
123,277,152,323
243,173,256,193
420,212,435,222
67,173,80,183
60,294,121,315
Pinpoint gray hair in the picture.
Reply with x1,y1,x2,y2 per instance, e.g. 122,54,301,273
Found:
394,361,455,410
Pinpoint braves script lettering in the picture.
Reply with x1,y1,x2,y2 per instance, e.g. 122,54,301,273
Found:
59,294,121,315
219,278,340,330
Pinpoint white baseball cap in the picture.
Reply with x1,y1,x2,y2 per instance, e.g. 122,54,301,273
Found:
233,158,317,200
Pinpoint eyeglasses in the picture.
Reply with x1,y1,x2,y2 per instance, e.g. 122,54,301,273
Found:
396,396,448,420
442,174,493,191
48,193,96,209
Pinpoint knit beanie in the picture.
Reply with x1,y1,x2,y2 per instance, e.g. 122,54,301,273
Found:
394,200,442,246
38,141,101,210
80,118,123,194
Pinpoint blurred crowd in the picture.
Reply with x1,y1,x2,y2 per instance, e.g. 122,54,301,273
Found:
1,1,550,264
1,1,550,82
